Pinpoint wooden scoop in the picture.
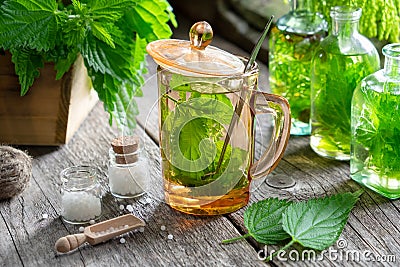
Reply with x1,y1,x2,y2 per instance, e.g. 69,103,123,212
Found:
55,214,145,253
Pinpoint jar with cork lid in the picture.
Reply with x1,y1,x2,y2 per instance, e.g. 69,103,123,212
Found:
108,136,149,198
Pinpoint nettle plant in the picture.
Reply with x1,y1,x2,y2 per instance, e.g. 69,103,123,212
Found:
0,0,176,130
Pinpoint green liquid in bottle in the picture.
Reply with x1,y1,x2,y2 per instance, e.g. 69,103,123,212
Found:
270,27,324,135
310,52,379,160
351,72,400,199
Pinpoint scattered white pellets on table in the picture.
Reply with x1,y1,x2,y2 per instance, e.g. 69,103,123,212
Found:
167,234,173,240
89,219,95,225
42,213,48,219
126,205,134,212
160,225,166,231
119,237,126,244
119,204,125,210
79,226,85,232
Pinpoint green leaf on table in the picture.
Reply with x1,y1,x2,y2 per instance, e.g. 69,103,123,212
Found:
244,198,292,244
222,198,291,244
282,190,363,251
0,0,59,51
10,48,44,95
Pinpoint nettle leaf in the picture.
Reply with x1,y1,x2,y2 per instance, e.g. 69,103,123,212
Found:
80,31,134,82
54,47,79,80
0,0,59,51
244,198,292,244
282,190,363,251
86,0,137,22
88,68,142,132
10,48,44,95
128,0,175,42
90,22,115,48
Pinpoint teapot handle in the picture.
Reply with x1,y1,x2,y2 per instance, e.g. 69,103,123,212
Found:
249,91,291,179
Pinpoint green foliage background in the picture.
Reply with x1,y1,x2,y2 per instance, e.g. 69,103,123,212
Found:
0,0,176,131
312,0,400,42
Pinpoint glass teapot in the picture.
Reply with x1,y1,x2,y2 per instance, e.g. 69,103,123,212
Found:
147,22,291,215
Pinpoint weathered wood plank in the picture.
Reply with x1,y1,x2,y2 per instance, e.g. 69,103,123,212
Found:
0,167,85,266
138,38,400,267
0,103,269,266
0,209,22,266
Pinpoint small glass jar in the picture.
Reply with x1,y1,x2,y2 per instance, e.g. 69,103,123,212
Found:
60,166,102,224
310,6,380,160
108,136,148,198
351,43,400,199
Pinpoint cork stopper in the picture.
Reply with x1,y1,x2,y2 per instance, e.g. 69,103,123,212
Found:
111,136,140,164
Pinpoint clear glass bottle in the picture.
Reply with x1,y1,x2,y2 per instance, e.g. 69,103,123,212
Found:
269,0,327,135
108,136,148,198
310,6,380,160
351,43,400,199
60,165,102,224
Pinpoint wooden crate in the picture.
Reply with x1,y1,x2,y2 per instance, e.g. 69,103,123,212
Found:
0,51,98,145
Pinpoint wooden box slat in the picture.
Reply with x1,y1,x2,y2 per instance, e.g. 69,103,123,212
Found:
0,51,98,145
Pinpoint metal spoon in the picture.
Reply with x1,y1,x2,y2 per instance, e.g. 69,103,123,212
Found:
215,16,274,174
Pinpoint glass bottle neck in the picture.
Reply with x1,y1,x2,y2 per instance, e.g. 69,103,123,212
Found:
331,19,359,36
384,57,400,77
291,0,313,12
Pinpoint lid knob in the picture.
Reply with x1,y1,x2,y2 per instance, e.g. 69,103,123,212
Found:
189,21,213,50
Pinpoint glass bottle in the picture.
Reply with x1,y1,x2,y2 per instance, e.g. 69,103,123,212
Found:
108,136,148,198
269,0,327,135
60,165,102,224
310,6,380,160
351,43,400,199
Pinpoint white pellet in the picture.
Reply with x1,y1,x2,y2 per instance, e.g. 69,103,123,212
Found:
124,224,129,229
89,219,95,225
167,234,173,240
145,197,152,204
139,227,144,233
126,205,133,212
42,213,48,219
120,237,126,244
160,225,166,231
119,204,125,210
79,226,85,232
61,191,101,222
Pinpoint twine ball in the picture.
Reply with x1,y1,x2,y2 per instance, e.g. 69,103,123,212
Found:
0,146,32,200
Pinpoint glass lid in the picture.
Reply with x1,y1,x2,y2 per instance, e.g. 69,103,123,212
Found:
146,21,245,76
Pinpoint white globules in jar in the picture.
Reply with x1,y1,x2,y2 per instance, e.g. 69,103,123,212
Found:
61,191,101,222
60,166,102,224
108,136,149,198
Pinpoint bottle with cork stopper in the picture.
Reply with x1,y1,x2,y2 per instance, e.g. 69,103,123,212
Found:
108,135,149,198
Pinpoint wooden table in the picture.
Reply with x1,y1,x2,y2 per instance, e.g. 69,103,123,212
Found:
1,18,399,267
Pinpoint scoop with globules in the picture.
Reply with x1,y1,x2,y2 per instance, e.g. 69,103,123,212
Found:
55,214,145,253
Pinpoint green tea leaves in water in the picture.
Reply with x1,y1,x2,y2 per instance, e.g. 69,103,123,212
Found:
161,81,248,189
352,85,400,198
310,52,379,159
269,29,324,135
